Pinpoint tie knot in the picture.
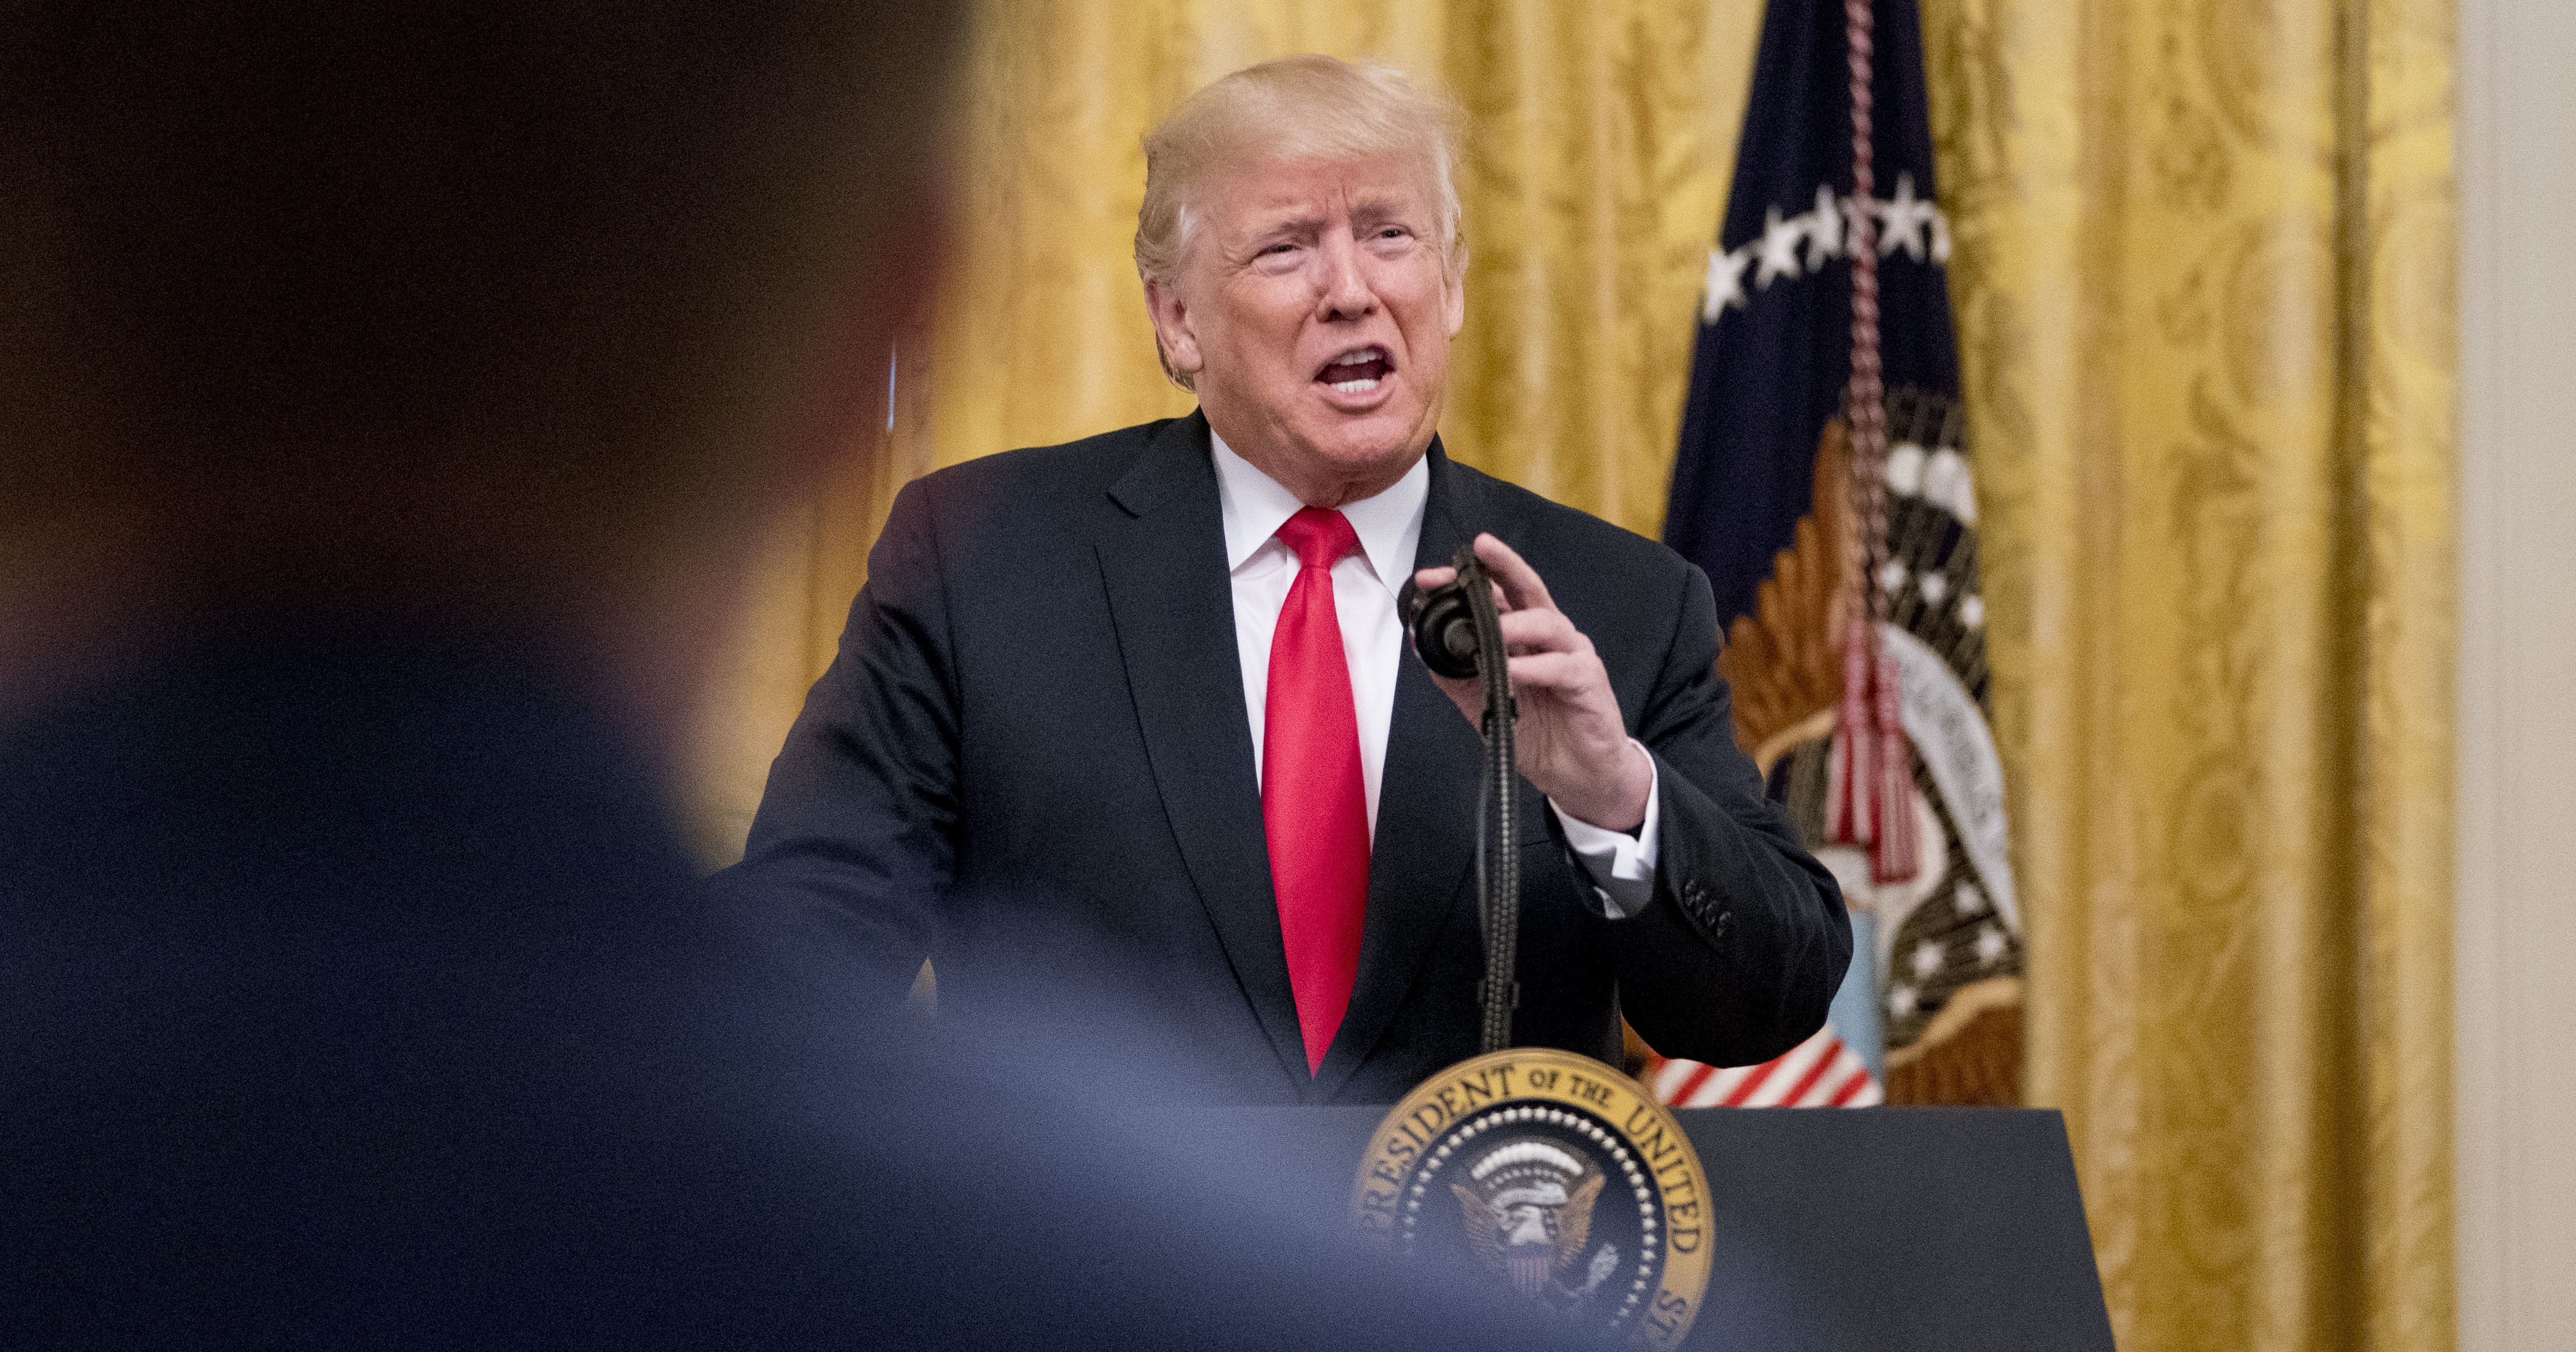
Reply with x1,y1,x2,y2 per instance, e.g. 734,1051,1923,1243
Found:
1276,507,1362,572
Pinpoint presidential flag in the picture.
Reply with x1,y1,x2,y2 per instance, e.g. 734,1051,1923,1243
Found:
1649,0,2024,1107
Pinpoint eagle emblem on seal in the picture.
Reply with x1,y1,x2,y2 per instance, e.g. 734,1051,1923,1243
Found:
1355,1050,1716,1346
1449,1139,1620,1305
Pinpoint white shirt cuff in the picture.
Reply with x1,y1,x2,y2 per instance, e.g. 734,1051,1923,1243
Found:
1549,740,1660,919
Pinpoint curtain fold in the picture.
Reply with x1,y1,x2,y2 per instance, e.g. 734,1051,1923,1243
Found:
682,5,2455,1349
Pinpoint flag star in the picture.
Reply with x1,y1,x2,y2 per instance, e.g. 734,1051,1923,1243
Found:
1801,184,1845,268
1919,572,1949,605
1877,173,1941,262
1921,447,1979,525
1929,210,1954,264
1960,595,1986,630
1910,939,1945,980
1954,881,1986,916
1888,984,1918,1018
1877,559,1909,595
1885,441,1926,496
1754,206,1805,289
1975,925,2009,964
1701,245,1753,322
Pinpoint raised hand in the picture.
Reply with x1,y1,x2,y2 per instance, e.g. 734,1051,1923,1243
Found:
1412,533,1653,832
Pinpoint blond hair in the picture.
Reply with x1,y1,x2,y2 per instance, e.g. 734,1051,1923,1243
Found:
1135,56,1467,386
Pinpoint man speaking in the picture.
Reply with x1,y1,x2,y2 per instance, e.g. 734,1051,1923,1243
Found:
731,56,1849,1104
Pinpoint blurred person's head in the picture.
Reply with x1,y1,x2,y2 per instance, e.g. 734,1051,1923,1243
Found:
1135,56,1467,508
0,2,960,747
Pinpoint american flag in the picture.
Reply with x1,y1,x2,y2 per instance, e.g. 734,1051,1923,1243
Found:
1650,1028,1884,1110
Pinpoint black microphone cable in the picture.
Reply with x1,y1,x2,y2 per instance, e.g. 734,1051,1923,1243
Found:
1406,546,1521,1055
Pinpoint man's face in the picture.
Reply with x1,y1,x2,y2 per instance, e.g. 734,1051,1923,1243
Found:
1146,152,1465,506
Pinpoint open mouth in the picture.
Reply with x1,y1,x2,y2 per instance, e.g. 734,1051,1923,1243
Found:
1315,344,1394,394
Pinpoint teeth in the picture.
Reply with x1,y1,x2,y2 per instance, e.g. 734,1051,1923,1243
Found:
1330,377,1381,394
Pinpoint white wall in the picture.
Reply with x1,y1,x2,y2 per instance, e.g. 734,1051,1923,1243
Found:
2457,0,2576,1346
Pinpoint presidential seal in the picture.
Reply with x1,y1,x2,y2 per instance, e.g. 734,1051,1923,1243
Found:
1351,1048,1715,1347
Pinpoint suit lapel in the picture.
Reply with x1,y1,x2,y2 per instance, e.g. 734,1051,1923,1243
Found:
1314,443,1500,1097
1094,413,1311,1091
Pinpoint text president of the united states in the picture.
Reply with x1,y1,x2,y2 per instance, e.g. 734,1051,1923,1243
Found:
727,56,1851,1104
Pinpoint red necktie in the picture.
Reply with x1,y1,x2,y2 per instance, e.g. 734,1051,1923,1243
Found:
1264,507,1371,1075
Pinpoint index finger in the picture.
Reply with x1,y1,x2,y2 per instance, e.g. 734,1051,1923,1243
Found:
1471,533,1557,615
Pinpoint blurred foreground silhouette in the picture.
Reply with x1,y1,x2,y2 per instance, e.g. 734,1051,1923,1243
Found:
0,6,1553,1346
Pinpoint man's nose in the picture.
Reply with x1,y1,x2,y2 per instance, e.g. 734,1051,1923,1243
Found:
1314,232,1376,321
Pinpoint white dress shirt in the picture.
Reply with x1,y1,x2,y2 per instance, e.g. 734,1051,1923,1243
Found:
1210,431,1661,918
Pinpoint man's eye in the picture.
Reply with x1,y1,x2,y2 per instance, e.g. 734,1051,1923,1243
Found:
1377,227,1409,240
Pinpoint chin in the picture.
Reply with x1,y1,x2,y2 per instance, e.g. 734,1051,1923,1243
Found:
1307,411,1432,473
1311,437,1421,484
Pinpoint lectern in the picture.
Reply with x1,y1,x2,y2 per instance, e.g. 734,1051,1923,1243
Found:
1214,1104,2114,1351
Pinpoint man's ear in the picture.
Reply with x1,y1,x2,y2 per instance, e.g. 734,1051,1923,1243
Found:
1144,276,1204,380
1443,246,1468,337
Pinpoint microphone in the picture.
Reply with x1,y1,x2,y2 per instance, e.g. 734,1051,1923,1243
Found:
1403,570,1484,680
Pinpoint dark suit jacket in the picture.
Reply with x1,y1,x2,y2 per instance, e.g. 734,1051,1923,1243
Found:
731,412,1849,1104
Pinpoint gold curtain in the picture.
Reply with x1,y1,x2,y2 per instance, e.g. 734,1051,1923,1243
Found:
681,3,2457,1350
1928,0,2455,1349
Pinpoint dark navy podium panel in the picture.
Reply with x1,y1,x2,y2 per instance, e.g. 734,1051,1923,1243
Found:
1211,1106,2113,1351
1670,1107,2113,1351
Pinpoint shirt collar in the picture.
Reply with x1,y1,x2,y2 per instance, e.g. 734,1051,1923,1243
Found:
1210,425,1429,595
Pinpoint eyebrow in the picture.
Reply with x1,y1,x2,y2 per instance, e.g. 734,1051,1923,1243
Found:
1239,197,1421,243
1246,212,1329,240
